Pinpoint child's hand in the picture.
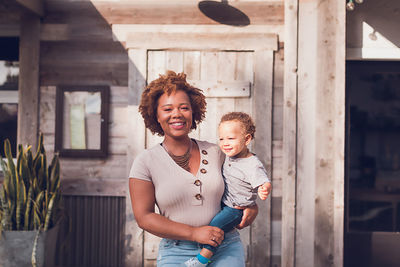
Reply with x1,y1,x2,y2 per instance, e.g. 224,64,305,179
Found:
258,182,272,200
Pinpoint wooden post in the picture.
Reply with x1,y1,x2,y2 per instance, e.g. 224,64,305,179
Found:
18,13,40,150
282,0,298,267
296,0,345,267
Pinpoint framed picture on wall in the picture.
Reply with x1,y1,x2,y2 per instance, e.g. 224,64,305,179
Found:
55,85,109,157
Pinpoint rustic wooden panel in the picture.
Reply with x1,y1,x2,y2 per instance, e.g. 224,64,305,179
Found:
296,1,345,267
61,178,128,197
198,51,218,143
127,32,278,51
44,1,284,25
274,48,285,88
184,51,201,140
251,49,273,267
112,24,284,43
59,155,127,179
40,23,69,40
126,48,147,267
189,80,251,98
40,41,127,65
40,62,128,86
281,0,298,266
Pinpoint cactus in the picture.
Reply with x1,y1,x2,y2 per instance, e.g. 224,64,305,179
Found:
0,133,62,232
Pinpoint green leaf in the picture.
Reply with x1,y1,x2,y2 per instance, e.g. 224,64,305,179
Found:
50,155,60,193
44,193,57,231
24,187,33,230
0,187,11,230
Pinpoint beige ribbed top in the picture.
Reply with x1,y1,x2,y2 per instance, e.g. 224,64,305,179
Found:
129,140,225,227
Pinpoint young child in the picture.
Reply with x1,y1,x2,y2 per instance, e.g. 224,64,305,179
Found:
185,112,272,267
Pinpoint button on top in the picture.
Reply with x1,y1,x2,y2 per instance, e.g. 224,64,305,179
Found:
200,168,207,174
202,159,208,165
228,164,231,167
194,179,201,186
195,193,202,200
201,150,208,155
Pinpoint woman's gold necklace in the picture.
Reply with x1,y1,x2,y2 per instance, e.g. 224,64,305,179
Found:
163,140,192,171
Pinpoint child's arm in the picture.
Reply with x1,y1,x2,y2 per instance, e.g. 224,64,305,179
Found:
258,182,272,200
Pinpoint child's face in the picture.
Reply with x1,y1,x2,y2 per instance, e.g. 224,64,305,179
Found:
218,120,251,158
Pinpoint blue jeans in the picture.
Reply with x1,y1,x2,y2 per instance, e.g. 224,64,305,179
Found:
157,230,245,266
203,205,243,254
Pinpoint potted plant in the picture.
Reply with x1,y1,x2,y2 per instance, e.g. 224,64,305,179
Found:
0,133,62,267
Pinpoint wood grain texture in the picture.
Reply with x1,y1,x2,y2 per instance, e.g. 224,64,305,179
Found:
126,48,147,267
281,1,298,267
296,1,345,267
44,1,283,25
251,49,274,267
127,32,278,51
18,13,40,150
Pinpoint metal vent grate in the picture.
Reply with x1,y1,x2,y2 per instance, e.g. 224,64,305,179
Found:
56,195,125,267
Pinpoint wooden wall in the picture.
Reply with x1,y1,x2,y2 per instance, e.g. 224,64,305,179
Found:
37,0,285,266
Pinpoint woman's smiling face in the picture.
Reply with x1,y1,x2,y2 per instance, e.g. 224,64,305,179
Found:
156,90,193,138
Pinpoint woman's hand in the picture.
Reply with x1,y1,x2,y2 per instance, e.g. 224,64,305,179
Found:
191,226,224,247
234,204,258,229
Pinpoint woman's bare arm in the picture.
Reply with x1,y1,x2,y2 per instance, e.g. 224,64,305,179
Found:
129,178,224,246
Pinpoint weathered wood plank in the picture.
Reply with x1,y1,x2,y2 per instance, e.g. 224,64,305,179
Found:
112,24,284,43
184,51,201,140
45,1,283,25
40,62,128,86
199,52,218,143
251,49,273,267
59,155,127,179
188,80,251,98
18,13,40,150
281,4,298,264
127,32,278,51
296,1,345,267
61,178,128,196
127,48,147,267
40,41,128,64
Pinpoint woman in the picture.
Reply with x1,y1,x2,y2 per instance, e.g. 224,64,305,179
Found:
129,71,258,266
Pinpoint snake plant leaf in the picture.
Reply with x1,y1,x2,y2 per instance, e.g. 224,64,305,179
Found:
0,188,11,230
31,228,41,267
33,191,44,229
50,156,60,194
3,140,16,204
34,155,46,192
0,157,11,199
24,186,34,230
19,146,31,191
16,177,27,230
16,144,22,179
44,193,57,231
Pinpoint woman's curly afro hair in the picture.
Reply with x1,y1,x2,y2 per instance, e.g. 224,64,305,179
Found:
139,71,207,136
